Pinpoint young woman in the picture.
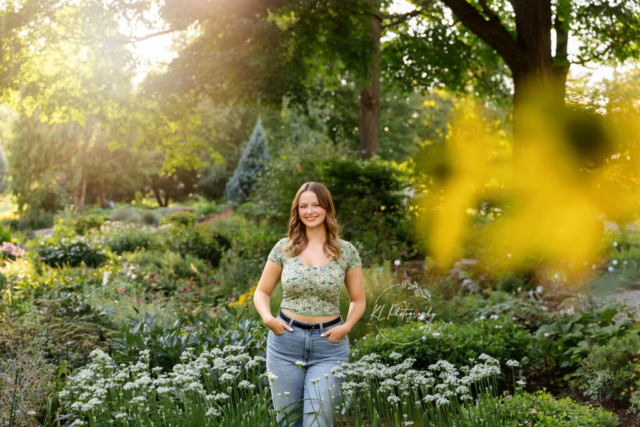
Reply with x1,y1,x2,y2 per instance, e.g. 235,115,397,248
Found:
253,182,366,427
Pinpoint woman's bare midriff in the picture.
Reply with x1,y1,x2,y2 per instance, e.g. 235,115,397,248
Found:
281,308,340,323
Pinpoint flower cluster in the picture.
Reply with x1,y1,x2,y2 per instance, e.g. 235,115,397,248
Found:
1,241,25,257
59,345,267,425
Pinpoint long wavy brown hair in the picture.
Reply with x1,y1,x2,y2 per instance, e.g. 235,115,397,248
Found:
280,182,343,262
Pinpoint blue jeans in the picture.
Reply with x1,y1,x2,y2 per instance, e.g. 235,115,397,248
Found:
266,312,350,427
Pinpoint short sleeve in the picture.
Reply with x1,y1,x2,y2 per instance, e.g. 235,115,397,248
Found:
345,242,362,271
268,238,287,267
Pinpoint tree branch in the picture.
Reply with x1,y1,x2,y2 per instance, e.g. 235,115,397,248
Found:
333,0,384,21
127,29,176,44
382,0,436,28
571,41,616,66
553,14,569,71
439,0,518,70
478,0,501,24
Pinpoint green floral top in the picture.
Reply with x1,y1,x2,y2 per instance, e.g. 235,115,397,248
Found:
268,237,362,316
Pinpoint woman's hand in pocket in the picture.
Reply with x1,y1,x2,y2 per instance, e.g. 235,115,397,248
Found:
321,325,349,342
266,317,293,334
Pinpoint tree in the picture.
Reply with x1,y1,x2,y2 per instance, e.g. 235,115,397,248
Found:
143,0,451,161
224,118,271,206
0,1,144,124
148,168,199,207
389,0,640,130
4,112,161,219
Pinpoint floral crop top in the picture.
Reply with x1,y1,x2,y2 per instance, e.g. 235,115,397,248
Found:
268,237,362,316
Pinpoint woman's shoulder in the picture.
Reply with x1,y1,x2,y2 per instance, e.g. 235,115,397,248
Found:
336,238,359,256
337,238,355,249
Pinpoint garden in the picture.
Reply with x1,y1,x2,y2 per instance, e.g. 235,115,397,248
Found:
3,0,640,426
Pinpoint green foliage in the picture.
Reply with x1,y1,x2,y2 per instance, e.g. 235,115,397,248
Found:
141,210,161,225
111,306,267,373
0,352,57,427
99,222,158,254
353,317,541,373
249,140,415,263
110,208,144,223
31,221,107,268
5,114,161,219
0,221,12,245
158,223,230,268
225,118,271,206
0,313,113,370
535,301,634,369
72,214,106,235
384,13,512,107
158,210,198,227
572,331,640,404
122,249,208,294
431,289,557,330
193,200,226,216
204,215,285,297
497,389,618,426
0,144,7,194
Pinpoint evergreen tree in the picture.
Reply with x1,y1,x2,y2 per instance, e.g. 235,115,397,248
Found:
224,118,271,206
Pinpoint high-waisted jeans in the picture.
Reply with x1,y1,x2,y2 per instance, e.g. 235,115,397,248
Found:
266,311,350,427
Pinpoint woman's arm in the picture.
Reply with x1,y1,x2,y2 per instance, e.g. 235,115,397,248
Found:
321,265,365,341
342,266,366,333
253,259,293,333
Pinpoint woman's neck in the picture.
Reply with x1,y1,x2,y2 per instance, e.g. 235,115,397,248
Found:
305,225,327,244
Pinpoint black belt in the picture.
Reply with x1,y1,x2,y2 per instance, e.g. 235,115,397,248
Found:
279,308,342,330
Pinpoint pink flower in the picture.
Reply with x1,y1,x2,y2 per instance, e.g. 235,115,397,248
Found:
117,287,125,294
1,242,24,257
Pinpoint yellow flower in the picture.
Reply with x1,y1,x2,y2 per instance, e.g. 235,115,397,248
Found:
230,285,258,307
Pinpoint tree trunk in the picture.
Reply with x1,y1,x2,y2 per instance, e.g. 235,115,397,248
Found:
552,12,570,104
440,0,566,140
511,0,553,122
153,188,167,207
73,176,87,213
358,0,382,160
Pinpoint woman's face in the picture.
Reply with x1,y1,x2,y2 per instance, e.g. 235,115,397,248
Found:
298,191,326,229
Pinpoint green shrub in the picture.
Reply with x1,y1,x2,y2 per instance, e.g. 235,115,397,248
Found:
535,301,634,369
455,291,557,330
99,221,157,254
158,223,230,267
122,249,208,294
159,210,198,227
0,352,57,427
0,221,11,244
193,199,225,216
0,314,113,370
141,210,160,225
497,389,618,426
353,317,541,373
73,213,106,235
110,207,142,223
202,216,280,298
111,306,267,373
31,230,107,268
248,140,416,264
572,331,640,404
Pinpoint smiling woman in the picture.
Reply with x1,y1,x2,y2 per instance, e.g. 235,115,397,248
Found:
253,181,366,427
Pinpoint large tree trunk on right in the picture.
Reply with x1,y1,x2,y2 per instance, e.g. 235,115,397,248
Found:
440,0,569,144
510,0,554,141
358,1,382,160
